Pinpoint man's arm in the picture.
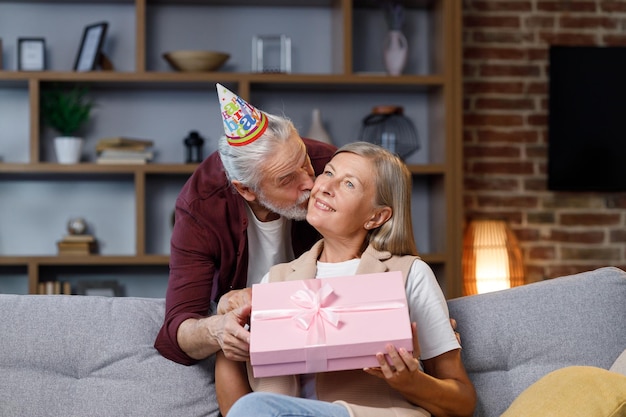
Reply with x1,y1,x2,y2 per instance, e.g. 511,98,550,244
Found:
177,304,252,361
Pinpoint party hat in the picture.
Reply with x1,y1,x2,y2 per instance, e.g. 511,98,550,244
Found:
217,83,268,146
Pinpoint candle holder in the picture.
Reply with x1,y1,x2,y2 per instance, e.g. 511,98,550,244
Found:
183,131,205,163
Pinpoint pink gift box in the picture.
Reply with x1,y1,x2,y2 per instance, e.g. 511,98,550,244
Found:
250,271,413,378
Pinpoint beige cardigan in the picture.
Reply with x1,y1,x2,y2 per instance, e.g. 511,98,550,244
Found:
247,240,430,417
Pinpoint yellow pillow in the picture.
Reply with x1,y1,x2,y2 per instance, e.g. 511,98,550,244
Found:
501,366,626,417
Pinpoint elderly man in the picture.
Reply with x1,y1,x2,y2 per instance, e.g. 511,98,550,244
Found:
154,84,336,365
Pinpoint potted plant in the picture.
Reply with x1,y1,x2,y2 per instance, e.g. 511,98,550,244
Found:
41,85,93,164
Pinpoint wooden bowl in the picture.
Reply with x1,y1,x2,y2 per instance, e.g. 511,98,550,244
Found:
163,50,230,72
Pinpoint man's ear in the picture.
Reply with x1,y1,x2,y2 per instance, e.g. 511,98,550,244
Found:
365,207,392,230
232,180,258,202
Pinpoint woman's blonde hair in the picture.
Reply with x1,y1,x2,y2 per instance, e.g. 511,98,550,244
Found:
334,142,418,256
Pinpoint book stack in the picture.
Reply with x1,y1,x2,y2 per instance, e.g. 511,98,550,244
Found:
57,234,97,255
38,281,72,295
96,137,154,164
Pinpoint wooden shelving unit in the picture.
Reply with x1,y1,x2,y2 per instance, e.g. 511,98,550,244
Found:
0,0,462,298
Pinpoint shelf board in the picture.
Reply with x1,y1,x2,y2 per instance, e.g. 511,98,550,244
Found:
0,163,444,176
0,253,446,266
0,163,198,175
0,71,445,90
0,255,170,266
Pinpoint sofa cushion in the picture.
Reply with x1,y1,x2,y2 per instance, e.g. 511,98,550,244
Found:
500,366,626,417
447,267,626,417
0,294,219,417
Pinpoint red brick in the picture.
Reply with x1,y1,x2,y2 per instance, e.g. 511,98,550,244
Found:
526,144,547,158
471,161,534,175
606,195,626,209
601,1,626,12
525,16,557,29
464,47,527,60
561,247,621,261
560,213,621,226
514,227,541,240
528,246,556,260
476,195,539,208
537,1,597,12
466,1,533,12
524,178,548,192
603,34,626,46
464,81,525,94
526,211,556,224
476,129,539,143
475,97,535,110
480,64,542,77
548,229,605,244
464,177,520,191
464,113,525,127
464,16,521,29
609,230,626,243
472,31,532,44
465,144,521,158
559,16,618,30
539,32,597,45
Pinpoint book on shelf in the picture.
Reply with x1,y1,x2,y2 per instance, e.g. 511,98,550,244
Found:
38,281,72,295
57,237,97,255
95,136,154,152
61,234,96,243
96,148,154,165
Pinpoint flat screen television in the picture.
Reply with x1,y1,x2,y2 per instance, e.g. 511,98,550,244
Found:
548,46,626,191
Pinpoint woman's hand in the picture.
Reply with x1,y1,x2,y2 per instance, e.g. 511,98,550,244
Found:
217,288,252,314
363,321,422,388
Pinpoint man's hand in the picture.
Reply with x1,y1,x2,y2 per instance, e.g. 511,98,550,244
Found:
217,288,252,315
215,304,252,361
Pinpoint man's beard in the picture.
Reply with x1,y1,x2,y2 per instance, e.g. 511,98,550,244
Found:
256,189,310,221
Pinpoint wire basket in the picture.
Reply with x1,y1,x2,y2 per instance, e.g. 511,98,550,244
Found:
357,106,420,160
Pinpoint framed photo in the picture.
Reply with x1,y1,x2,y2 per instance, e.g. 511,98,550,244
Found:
74,22,108,71
18,38,45,71
76,280,123,297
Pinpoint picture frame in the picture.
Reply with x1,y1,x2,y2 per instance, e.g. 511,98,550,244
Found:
74,22,108,72
252,34,292,73
18,37,45,71
76,280,123,297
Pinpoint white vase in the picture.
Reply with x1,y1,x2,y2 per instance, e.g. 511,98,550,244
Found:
384,30,408,76
306,108,333,145
54,136,84,164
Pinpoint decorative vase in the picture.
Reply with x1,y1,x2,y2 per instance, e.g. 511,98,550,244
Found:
384,30,408,76
306,108,333,145
54,136,84,164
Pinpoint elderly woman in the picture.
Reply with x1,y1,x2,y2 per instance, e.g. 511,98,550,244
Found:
216,142,476,417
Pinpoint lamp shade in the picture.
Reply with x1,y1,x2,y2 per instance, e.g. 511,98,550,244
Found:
462,220,525,295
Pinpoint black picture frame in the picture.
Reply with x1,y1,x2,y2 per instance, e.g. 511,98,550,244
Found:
74,22,108,72
76,280,123,297
18,37,45,71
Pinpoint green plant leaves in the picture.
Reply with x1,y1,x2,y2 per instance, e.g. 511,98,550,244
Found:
41,86,93,136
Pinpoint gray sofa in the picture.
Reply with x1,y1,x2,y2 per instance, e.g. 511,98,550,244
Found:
1,267,624,417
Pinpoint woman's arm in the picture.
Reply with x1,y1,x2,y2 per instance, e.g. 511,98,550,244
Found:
215,351,252,416
364,322,476,417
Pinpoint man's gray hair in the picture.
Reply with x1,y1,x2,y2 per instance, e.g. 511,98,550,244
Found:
218,112,297,192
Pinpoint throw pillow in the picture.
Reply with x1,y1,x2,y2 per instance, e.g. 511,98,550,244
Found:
501,366,626,417
610,349,626,377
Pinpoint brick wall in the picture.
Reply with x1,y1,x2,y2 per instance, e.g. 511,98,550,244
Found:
462,0,626,282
